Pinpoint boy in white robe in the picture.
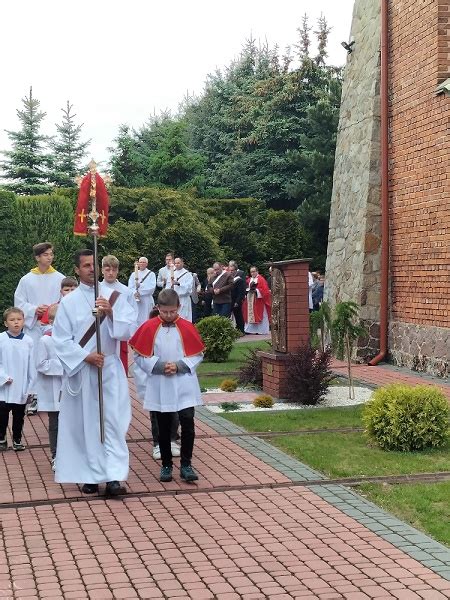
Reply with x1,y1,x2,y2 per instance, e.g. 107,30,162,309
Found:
35,304,64,471
127,256,156,327
14,242,65,415
164,257,194,322
130,289,204,483
103,255,139,374
52,249,136,496
156,253,175,289
0,308,35,451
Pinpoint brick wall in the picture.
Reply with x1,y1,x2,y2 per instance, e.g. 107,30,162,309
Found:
389,0,450,328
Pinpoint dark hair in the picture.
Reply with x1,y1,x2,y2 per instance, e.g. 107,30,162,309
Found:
61,276,78,289
33,242,53,257
157,289,180,307
3,307,24,321
74,249,93,267
149,306,160,319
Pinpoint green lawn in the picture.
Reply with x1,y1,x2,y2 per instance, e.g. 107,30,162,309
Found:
222,405,364,431
269,432,450,478
199,374,233,390
197,340,270,376
358,482,450,548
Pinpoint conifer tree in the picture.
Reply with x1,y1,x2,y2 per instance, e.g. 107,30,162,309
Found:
49,101,90,187
315,15,331,66
0,87,52,195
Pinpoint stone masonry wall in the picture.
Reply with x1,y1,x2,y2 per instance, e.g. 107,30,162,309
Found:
325,0,382,361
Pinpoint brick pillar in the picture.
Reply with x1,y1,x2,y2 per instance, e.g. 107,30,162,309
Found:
259,259,310,399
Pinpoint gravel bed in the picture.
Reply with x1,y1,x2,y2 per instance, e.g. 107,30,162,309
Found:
206,386,373,413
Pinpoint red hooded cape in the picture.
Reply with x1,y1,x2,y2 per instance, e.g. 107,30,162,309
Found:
129,316,205,358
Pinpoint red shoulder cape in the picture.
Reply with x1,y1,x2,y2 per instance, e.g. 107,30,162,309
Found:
129,316,205,357
242,275,272,323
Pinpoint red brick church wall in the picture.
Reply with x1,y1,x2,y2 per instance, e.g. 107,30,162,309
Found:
388,0,450,374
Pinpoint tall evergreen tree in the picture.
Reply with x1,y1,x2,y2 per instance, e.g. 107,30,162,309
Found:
49,101,90,187
0,87,53,195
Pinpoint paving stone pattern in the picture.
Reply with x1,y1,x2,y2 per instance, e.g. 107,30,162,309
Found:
0,370,450,598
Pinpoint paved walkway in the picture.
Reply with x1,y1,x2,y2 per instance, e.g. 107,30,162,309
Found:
1,366,450,598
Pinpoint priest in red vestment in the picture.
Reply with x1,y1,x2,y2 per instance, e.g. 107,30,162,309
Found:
242,266,271,335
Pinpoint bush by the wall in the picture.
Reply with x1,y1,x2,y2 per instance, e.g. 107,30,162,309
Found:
253,394,274,408
220,379,238,392
196,316,240,362
363,384,449,452
285,345,333,405
238,345,268,388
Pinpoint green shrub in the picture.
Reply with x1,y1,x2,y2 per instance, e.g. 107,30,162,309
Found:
220,379,238,392
196,316,240,362
220,401,240,412
253,394,274,408
363,384,449,452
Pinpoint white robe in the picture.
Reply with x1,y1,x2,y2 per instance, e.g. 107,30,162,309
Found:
164,269,194,322
156,265,170,289
134,326,203,412
14,270,65,353
35,334,63,412
127,269,156,327
0,332,35,405
52,282,135,484
103,279,139,335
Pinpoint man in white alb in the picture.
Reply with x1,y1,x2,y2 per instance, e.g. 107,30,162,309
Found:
52,249,136,496
14,242,65,414
164,257,194,322
127,256,156,327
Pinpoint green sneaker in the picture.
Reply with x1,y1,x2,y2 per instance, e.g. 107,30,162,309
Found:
180,465,199,482
160,466,173,482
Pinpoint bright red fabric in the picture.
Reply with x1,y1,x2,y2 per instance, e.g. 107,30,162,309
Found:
242,275,272,324
129,316,205,358
73,173,109,237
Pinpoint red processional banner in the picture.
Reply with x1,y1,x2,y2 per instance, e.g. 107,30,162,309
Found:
73,172,109,237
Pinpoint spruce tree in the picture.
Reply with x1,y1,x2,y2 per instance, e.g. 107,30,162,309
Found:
49,101,90,187
0,87,53,195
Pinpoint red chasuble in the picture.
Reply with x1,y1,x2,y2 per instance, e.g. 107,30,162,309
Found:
242,275,272,324
129,316,205,357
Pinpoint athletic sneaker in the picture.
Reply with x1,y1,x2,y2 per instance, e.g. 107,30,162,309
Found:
26,397,38,416
152,445,161,460
0,439,7,451
51,457,56,472
170,441,181,457
160,466,173,482
180,465,199,482
13,441,26,451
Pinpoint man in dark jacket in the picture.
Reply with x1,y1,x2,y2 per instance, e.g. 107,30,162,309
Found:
211,262,234,318
229,262,246,333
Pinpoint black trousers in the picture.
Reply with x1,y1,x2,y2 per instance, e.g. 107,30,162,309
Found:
0,402,26,443
150,411,179,445
48,411,59,458
232,302,245,333
155,408,195,468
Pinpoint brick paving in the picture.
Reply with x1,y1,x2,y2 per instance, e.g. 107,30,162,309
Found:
1,370,450,598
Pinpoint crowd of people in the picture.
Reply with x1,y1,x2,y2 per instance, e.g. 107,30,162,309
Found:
0,243,274,496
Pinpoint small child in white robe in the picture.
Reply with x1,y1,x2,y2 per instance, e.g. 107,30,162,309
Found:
130,288,205,483
0,307,35,451
35,304,64,471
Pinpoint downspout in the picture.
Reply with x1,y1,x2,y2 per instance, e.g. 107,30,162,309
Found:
369,0,389,366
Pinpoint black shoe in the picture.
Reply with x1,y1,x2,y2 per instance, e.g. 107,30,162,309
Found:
180,465,199,482
160,465,173,482
0,439,7,451
81,483,99,494
105,480,126,496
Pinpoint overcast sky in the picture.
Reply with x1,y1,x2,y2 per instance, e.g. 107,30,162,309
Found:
1,0,355,167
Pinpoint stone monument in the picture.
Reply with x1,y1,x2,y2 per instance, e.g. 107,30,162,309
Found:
259,259,311,398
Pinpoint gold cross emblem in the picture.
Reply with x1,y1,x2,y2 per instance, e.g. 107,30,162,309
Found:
78,209,87,223
99,210,107,225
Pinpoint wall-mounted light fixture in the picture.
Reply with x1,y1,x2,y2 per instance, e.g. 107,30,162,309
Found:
341,40,355,54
